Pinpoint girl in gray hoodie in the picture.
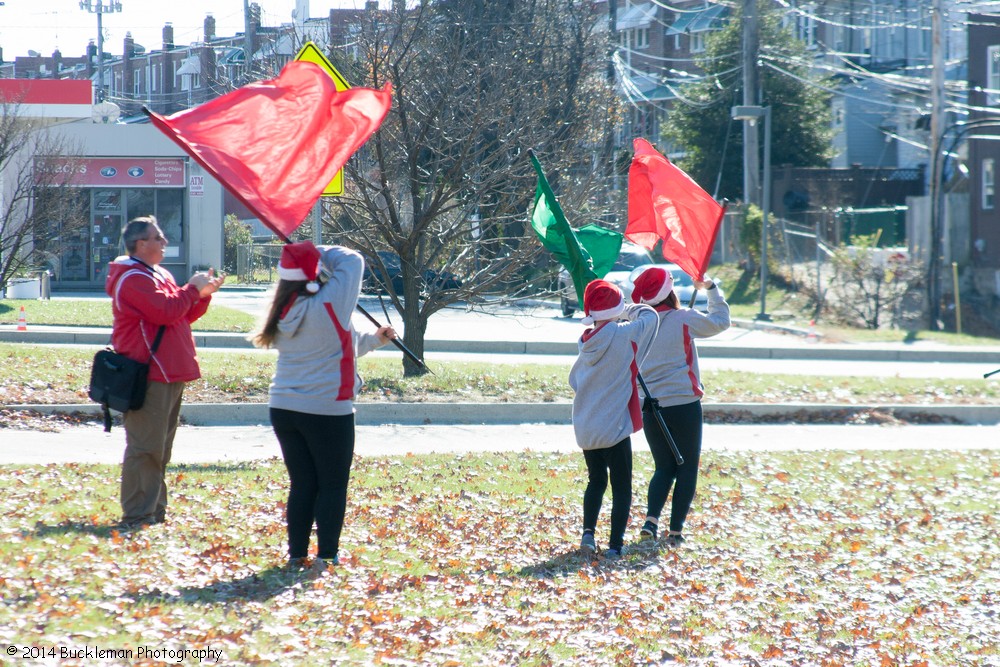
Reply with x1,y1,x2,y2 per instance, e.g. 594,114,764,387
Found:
252,242,395,568
630,266,730,547
569,279,658,557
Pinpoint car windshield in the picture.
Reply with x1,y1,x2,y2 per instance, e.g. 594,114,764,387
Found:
669,269,694,287
613,250,653,271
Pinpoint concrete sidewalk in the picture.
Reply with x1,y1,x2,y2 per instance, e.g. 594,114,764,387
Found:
2,422,998,464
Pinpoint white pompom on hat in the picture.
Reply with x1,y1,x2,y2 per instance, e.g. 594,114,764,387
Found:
631,266,674,305
278,241,322,293
581,279,626,325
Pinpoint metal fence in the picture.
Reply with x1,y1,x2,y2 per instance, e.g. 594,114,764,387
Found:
235,243,285,284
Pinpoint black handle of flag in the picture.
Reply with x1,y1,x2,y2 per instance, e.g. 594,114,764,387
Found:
985,368,1000,379
636,372,684,465
355,303,432,374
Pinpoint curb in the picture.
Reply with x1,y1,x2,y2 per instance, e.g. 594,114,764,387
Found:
8,402,1000,426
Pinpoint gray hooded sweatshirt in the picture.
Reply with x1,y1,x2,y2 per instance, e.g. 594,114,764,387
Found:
269,245,384,416
569,303,659,450
639,285,730,407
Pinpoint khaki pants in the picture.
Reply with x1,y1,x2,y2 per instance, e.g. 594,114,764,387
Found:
120,381,185,524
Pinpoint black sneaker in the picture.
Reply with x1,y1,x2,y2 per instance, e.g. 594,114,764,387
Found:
639,521,658,541
665,533,686,547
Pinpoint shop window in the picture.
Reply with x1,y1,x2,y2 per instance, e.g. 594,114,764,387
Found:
156,189,185,260
127,189,155,221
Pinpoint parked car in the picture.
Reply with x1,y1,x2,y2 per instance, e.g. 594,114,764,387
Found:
559,244,711,315
620,263,711,312
362,251,462,295
558,243,654,316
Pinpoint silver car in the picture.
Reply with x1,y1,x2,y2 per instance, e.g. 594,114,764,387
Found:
620,263,710,311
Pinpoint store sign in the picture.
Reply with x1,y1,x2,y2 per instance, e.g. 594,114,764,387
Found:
36,158,186,188
189,174,205,197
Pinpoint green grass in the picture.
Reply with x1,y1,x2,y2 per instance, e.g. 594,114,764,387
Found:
0,299,255,332
4,342,1000,406
1,449,997,665
709,264,1000,345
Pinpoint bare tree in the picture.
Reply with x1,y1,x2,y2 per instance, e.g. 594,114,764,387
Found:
0,98,88,292
826,235,924,330
323,0,621,375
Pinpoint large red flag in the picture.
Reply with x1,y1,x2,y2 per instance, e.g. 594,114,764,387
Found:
147,60,391,240
626,137,725,280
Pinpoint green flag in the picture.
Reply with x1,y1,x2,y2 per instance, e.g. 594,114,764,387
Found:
529,151,622,304
576,223,624,280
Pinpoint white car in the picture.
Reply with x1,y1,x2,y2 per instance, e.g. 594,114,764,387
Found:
558,244,654,316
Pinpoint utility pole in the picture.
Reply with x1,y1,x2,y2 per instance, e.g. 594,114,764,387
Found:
79,1,123,102
927,0,946,330
244,0,254,83
742,0,760,208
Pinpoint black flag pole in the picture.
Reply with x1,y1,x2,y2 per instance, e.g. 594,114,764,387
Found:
636,372,684,465
985,368,1000,379
354,301,432,374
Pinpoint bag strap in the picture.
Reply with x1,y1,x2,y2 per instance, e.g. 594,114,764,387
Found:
118,257,168,361
148,325,166,360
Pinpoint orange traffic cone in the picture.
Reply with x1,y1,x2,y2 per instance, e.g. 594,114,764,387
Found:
806,319,818,343
16,306,27,331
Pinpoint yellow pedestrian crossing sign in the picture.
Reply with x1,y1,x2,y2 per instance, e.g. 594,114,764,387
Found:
295,41,351,196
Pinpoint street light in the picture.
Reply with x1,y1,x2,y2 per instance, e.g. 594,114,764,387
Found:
732,104,772,321
79,1,123,102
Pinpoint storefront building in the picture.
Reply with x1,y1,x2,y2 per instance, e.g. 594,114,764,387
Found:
43,124,225,290
2,79,225,292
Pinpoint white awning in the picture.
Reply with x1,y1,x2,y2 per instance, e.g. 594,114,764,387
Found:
617,2,655,31
176,56,201,76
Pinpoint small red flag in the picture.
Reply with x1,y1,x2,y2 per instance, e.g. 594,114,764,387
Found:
147,60,391,240
626,137,725,280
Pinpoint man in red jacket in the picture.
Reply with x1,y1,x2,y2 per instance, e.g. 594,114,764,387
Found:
106,216,225,528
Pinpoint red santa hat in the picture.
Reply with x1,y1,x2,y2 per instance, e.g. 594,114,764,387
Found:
631,267,674,305
582,279,625,325
278,241,322,293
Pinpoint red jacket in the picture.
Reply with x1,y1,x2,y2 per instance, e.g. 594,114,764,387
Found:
105,256,211,383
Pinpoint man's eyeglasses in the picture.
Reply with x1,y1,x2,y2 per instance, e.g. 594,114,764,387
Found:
142,233,166,243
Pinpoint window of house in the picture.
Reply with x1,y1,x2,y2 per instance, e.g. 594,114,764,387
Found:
134,67,142,96
988,45,1000,106
691,32,706,53
984,158,995,210
635,27,649,49
797,4,817,49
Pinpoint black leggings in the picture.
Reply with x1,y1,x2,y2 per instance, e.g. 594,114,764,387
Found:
271,408,355,560
582,437,633,551
642,399,702,533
